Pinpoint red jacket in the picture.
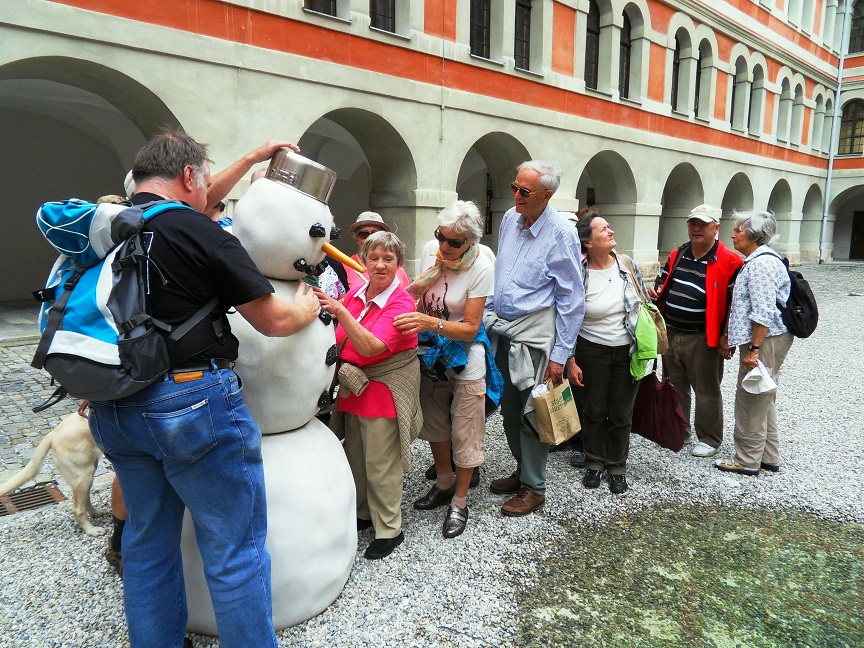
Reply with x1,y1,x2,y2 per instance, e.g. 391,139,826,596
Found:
656,242,743,348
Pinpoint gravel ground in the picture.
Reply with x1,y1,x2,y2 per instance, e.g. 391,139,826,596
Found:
1,262,862,647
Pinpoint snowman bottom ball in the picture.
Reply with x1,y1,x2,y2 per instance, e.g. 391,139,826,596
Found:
181,417,356,634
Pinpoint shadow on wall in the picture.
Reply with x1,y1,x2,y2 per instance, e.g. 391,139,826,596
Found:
0,107,130,301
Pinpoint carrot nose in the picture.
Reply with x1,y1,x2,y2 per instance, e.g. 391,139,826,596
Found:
322,242,365,273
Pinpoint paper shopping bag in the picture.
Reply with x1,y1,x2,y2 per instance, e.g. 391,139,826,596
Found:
533,379,581,445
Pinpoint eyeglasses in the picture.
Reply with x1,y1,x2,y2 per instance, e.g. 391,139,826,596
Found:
510,182,543,198
434,229,467,248
356,229,378,239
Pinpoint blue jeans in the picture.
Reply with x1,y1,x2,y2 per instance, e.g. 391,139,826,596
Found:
89,366,277,648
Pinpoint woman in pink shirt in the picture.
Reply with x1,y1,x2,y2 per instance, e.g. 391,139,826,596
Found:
314,232,420,560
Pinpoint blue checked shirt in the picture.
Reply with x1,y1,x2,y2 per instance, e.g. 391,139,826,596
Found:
487,205,585,364
417,325,504,407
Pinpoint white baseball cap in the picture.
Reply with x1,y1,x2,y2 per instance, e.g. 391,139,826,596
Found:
687,204,721,224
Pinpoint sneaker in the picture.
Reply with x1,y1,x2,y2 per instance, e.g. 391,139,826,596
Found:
582,469,603,489
683,433,697,445
569,450,586,468
609,474,628,494
691,441,717,458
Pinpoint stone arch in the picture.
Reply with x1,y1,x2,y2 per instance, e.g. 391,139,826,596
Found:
829,183,864,260
720,172,755,242
658,162,704,254
297,108,418,265
455,132,532,251
767,178,800,261
576,150,647,260
0,56,182,301
799,183,823,260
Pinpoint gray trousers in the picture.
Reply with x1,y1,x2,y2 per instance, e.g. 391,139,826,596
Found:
664,327,726,448
733,332,794,469
495,339,550,494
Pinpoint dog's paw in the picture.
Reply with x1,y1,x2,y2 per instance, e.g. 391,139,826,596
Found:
82,524,106,537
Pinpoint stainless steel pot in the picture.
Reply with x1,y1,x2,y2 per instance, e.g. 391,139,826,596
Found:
265,150,337,204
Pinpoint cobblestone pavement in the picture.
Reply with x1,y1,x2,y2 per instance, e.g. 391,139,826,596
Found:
1,261,862,493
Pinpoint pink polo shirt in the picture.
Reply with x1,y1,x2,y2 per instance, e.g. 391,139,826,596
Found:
336,278,418,419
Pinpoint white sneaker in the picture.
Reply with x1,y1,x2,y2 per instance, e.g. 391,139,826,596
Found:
683,433,696,445
691,441,717,457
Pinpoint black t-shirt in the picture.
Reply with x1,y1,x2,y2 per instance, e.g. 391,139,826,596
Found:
133,193,273,364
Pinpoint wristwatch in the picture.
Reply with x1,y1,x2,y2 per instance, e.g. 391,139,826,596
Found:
437,318,444,331
747,343,761,351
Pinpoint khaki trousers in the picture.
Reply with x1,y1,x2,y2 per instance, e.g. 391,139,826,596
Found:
343,413,403,539
664,328,726,448
733,333,794,469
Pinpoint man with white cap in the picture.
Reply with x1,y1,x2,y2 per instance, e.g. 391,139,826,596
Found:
649,204,743,458
346,211,410,290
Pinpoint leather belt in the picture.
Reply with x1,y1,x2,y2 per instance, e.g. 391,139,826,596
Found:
167,358,233,383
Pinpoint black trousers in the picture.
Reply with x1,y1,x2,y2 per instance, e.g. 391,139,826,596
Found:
575,336,639,475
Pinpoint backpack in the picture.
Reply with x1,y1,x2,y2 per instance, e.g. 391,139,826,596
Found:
752,251,818,339
30,199,218,411
777,257,818,338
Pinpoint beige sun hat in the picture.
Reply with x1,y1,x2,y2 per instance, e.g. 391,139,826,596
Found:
349,211,393,235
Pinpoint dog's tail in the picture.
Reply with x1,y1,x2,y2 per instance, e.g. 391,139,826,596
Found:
0,430,55,496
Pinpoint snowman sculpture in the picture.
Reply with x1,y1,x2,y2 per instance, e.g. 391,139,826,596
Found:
179,151,362,633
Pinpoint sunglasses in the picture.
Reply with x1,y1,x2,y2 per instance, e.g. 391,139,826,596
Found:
356,229,379,239
510,182,543,198
434,228,467,248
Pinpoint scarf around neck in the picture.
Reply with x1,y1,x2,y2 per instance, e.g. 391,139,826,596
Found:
407,242,478,299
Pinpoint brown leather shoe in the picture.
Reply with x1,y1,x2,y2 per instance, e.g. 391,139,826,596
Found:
501,488,545,516
489,471,521,494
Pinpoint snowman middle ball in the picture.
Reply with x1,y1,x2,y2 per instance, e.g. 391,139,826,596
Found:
228,279,336,434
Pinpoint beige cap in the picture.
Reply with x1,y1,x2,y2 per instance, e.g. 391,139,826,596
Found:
687,204,721,224
349,211,392,234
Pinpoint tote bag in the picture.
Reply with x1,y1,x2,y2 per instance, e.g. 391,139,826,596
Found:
630,359,687,452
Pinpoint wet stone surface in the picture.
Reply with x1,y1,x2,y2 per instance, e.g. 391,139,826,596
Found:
517,505,864,647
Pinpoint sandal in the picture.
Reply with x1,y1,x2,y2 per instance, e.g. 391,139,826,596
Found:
713,458,759,476
105,541,123,579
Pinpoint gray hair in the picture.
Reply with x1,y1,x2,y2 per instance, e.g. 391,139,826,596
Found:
132,128,211,187
731,210,779,247
437,201,484,244
517,160,562,192
360,231,405,268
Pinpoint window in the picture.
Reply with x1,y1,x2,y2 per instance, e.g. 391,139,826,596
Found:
619,13,632,98
693,48,702,116
670,38,681,111
585,0,600,89
370,0,395,32
850,2,864,53
515,0,532,70
838,100,864,154
306,0,336,16
470,0,491,58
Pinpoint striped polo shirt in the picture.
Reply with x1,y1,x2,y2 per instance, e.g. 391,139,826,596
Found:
655,241,719,332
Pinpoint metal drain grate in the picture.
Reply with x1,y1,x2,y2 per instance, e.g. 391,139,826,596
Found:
0,481,66,516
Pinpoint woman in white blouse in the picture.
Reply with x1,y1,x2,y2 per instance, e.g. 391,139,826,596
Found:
715,211,792,476
566,211,649,494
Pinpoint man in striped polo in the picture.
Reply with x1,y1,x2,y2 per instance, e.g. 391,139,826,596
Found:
648,204,743,458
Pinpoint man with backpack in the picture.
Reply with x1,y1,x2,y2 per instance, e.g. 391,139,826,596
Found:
85,130,320,648
648,204,743,459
